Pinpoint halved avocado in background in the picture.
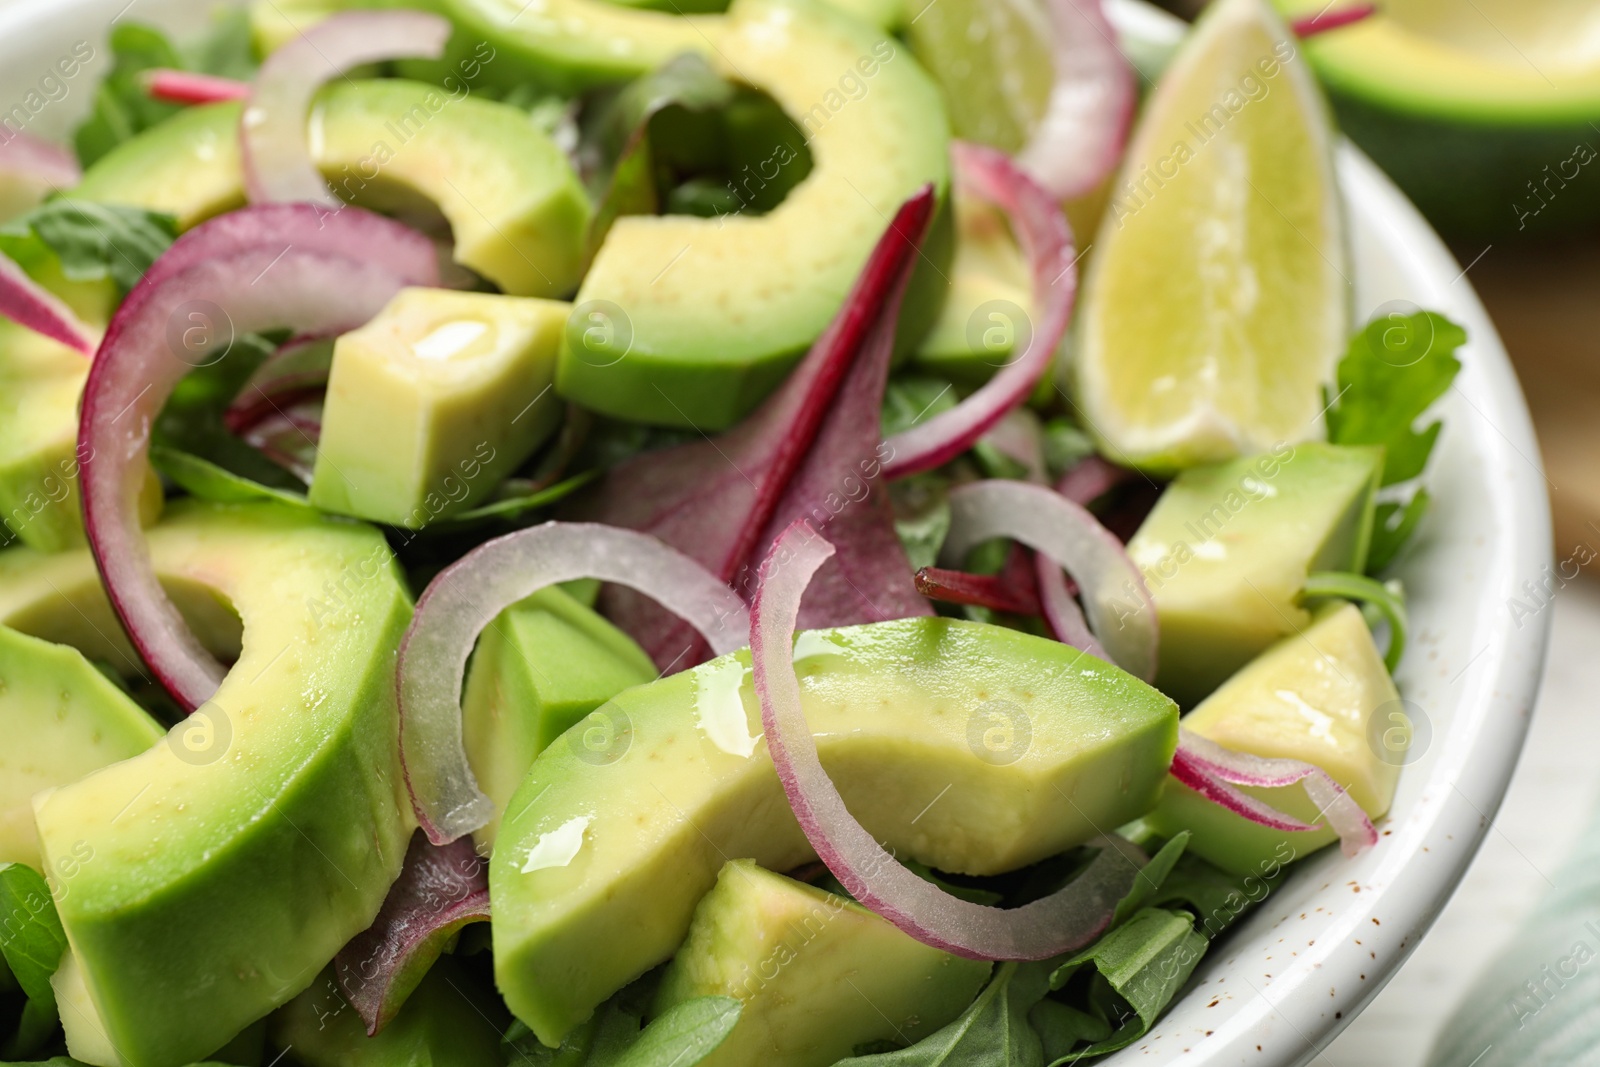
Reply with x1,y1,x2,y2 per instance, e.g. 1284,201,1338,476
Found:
1272,0,1600,237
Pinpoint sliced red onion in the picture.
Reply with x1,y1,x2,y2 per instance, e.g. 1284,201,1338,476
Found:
882,145,1076,480
1013,0,1137,200
941,479,1156,681
143,68,251,105
1056,455,1136,507
242,10,450,206
335,831,488,1035
0,251,95,354
1290,3,1376,37
0,130,81,191
752,520,1143,960
980,408,1047,485
1176,729,1378,856
914,565,1042,617
398,522,749,845
78,204,438,711
1033,552,1103,658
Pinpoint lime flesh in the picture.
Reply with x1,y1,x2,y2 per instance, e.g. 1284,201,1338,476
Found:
1073,0,1347,472
905,0,1055,152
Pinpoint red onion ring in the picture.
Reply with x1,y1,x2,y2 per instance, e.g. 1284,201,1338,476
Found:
1056,455,1136,507
0,251,96,354
78,204,438,711
242,10,451,206
1174,729,1378,855
397,522,749,845
1290,3,1376,37
882,144,1076,480
143,69,251,105
941,479,1157,681
0,130,80,191
1013,0,1137,200
751,519,1145,960
335,831,488,1035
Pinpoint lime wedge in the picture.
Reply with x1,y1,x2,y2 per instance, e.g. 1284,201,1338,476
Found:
1072,0,1348,472
904,0,1057,153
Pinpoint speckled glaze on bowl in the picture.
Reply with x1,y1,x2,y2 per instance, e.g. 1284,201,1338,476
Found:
0,0,1553,1063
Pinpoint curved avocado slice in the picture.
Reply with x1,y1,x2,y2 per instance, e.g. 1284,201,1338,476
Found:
72,80,590,297
554,0,952,430
1270,0,1600,236
0,262,161,553
491,618,1176,1045
0,625,163,870
0,501,415,1067
1146,602,1402,875
654,859,990,1066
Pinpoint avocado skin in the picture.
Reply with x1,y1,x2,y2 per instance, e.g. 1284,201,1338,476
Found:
16,503,416,1067
653,860,990,1067
1329,91,1600,239
491,617,1176,1046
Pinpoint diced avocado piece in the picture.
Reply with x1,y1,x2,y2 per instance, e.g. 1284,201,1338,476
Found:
491,618,1176,1045
73,80,590,297
0,261,162,553
462,585,657,846
3,501,415,1067
554,0,951,430
269,958,504,1067
913,188,1032,386
308,288,568,527
0,625,163,870
1126,442,1384,707
1146,602,1404,876
654,859,988,1067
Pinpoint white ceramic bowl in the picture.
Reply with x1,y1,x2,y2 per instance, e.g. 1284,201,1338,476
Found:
0,1,1553,1064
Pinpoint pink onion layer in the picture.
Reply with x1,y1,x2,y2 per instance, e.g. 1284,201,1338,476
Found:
335,831,488,1035
242,10,450,206
144,69,251,104
882,144,1076,480
941,479,1157,681
1056,455,1135,507
78,204,438,711
397,522,750,845
0,251,95,354
751,520,1144,960
1290,4,1377,37
0,130,81,190
1174,729,1379,856
1014,0,1137,200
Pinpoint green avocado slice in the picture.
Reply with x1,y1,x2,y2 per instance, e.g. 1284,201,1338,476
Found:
0,625,163,872
491,618,1177,1046
654,859,991,1067
71,80,590,297
553,0,952,430
461,585,657,847
0,501,415,1067
1126,442,1384,708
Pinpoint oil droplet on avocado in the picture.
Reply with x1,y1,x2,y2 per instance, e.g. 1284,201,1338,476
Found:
694,657,760,759
520,815,591,875
411,319,492,362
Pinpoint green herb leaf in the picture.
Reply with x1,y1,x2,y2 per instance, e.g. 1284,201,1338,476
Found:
1324,311,1465,487
890,474,951,572
882,375,958,438
1043,908,1209,1062
585,995,742,1067
1042,419,1096,482
1147,849,1286,937
149,447,313,510
1110,832,1188,926
0,865,66,1006
833,960,1045,1067
0,201,176,294
1367,490,1430,575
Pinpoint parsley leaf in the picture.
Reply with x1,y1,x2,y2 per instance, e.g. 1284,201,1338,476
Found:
0,200,176,294
0,863,68,1058
1324,310,1465,487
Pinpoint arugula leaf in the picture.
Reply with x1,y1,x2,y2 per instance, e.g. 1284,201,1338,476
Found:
1042,419,1096,482
1367,490,1430,574
149,447,314,510
0,864,67,1058
585,996,742,1067
1110,833,1188,926
881,375,957,438
0,201,176,294
890,474,951,573
1324,311,1465,487
1041,908,1209,1062
1147,850,1284,937
74,11,258,168
833,961,1044,1067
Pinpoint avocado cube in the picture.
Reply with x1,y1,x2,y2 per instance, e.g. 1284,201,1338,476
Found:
309,288,567,528
1127,442,1383,707
0,625,163,869
1146,602,1405,876
462,586,657,846
913,192,1033,386
654,860,991,1067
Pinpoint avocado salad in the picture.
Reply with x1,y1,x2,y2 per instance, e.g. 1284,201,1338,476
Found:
0,0,1467,1063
